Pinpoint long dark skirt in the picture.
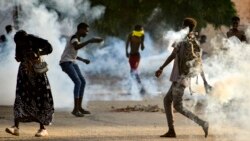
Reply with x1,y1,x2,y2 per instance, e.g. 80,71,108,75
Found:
14,62,54,125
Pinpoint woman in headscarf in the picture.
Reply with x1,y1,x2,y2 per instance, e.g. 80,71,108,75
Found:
5,30,54,137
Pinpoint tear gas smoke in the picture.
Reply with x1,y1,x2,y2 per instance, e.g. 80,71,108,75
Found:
190,29,250,140
1,1,250,139
0,0,106,108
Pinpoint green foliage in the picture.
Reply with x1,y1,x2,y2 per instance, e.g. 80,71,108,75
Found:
90,0,236,38
159,0,236,29
91,0,158,38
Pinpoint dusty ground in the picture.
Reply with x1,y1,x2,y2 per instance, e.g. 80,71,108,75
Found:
0,99,249,141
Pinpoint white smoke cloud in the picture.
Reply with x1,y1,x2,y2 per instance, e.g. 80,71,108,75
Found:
0,0,16,11
163,27,189,50
1,1,250,139
188,26,250,140
147,25,250,140
0,0,187,109
49,0,80,17
0,0,106,108
0,39,17,105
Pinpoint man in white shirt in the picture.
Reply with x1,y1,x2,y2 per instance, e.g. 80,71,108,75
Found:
60,22,103,117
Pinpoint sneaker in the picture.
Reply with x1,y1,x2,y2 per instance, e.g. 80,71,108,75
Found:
79,108,91,114
35,129,48,137
71,110,84,117
160,129,176,138
5,126,19,136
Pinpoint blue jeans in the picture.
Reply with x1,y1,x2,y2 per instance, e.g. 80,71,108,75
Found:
60,62,86,98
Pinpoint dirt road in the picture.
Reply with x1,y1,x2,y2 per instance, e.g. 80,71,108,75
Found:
0,100,248,141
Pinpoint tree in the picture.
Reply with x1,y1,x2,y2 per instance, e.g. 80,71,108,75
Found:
91,0,236,38
35,0,236,39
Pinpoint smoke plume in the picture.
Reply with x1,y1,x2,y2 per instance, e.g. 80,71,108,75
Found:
1,2,250,139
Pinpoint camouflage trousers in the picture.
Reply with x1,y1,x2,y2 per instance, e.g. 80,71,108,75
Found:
163,82,206,129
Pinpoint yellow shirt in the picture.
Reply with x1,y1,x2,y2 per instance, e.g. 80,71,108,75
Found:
132,30,144,37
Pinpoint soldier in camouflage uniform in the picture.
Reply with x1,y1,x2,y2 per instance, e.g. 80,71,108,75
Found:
155,18,209,138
